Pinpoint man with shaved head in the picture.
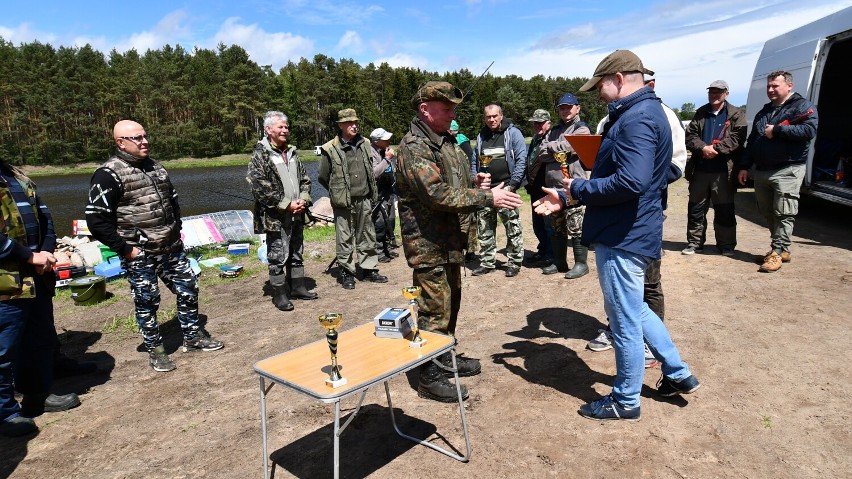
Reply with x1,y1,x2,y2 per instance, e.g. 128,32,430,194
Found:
86,120,224,373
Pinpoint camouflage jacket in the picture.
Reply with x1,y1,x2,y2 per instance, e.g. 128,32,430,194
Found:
395,118,493,268
1,163,49,300
247,138,312,234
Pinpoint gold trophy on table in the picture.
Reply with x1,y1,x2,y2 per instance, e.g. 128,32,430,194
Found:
318,313,347,388
402,286,427,348
553,150,579,206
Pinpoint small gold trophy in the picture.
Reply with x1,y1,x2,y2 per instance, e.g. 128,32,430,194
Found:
318,313,347,388
553,151,570,179
478,154,493,174
553,151,579,206
402,286,427,348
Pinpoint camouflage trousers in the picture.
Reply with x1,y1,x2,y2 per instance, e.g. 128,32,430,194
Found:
476,206,523,268
552,204,585,240
412,263,461,336
122,250,200,350
266,227,305,287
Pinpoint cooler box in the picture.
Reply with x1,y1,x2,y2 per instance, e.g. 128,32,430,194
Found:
94,256,125,279
228,243,250,256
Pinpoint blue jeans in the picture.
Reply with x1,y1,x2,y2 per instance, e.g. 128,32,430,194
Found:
0,276,56,421
595,244,691,408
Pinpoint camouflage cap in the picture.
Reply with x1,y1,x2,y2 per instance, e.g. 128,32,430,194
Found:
579,50,655,92
337,108,359,122
528,109,551,122
411,81,464,107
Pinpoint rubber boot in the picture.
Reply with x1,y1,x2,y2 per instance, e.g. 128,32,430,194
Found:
543,236,569,274
417,362,469,403
289,266,318,300
271,284,294,311
564,237,589,279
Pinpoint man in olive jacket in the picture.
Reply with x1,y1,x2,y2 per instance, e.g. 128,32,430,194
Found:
683,80,747,256
318,109,388,289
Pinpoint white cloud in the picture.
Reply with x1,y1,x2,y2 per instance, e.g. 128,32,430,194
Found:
374,53,430,70
117,10,192,52
0,22,57,45
212,17,314,68
336,31,364,55
278,0,385,26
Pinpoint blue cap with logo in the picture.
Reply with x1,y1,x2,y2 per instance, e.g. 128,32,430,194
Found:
556,93,580,106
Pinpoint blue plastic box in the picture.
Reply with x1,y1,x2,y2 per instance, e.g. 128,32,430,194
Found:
94,256,125,279
227,243,250,256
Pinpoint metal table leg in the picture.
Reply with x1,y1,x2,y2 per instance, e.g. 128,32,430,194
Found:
384,349,472,462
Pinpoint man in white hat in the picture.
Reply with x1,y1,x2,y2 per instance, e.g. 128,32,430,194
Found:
369,127,399,262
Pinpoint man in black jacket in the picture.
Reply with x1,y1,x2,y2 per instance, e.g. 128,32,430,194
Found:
683,80,747,256
738,71,818,272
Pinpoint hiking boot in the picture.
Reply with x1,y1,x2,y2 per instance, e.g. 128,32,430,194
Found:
578,395,640,421
505,266,520,277
438,352,482,377
417,362,468,403
759,251,783,272
720,247,735,257
149,345,176,372
340,271,356,289
182,330,224,353
586,329,613,352
362,270,388,283
657,374,701,397
0,416,38,437
644,343,658,369
471,266,494,276
271,284,294,311
43,393,81,413
378,253,392,263
756,250,791,264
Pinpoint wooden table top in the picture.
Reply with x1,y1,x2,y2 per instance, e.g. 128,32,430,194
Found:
254,322,455,401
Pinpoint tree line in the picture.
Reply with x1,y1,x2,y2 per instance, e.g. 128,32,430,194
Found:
1,38,700,166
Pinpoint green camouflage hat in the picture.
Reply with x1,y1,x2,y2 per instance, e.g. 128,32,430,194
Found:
337,108,359,122
411,81,463,107
528,109,551,122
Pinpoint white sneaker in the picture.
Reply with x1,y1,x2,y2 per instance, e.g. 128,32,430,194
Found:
586,329,613,352
644,343,659,368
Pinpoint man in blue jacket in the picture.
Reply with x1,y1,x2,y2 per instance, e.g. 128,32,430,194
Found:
470,104,527,277
737,71,818,273
534,50,699,421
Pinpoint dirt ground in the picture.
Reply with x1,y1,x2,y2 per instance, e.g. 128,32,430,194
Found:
2,179,851,479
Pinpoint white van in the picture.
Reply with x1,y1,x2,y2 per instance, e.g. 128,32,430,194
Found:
746,6,852,206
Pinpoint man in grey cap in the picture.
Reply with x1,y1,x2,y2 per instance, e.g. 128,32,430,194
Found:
534,50,699,421
318,108,388,289
396,81,522,402
683,80,747,256
369,127,398,262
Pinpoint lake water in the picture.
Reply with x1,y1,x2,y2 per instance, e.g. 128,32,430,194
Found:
34,163,326,237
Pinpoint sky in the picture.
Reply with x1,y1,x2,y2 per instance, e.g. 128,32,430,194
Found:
2,0,852,110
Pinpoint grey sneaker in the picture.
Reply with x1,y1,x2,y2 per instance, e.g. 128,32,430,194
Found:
149,345,176,372
182,330,224,353
586,329,613,352
681,245,698,255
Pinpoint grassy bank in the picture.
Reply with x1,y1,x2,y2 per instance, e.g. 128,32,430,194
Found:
22,151,321,177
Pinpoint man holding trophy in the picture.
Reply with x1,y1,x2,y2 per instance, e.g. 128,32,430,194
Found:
396,82,523,402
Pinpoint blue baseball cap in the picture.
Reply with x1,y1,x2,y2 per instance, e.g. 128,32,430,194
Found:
557,93,580,106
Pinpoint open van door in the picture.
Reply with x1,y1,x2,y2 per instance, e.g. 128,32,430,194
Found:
746,6,852,207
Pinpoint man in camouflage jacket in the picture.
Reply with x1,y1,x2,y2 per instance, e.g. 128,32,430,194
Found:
396,81,523,402
248,111,317,312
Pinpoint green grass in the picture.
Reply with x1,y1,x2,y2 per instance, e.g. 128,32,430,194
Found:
304,225,335,242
